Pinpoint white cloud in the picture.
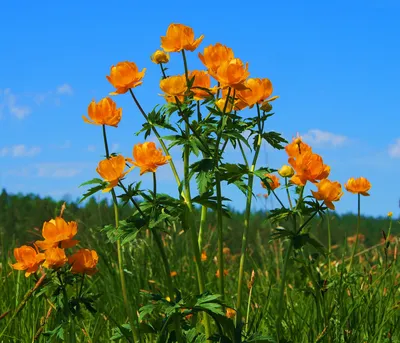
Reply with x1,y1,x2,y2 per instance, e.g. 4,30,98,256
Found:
389,138,400,158
302,129,347,148
0,88,31,119
35,162,86,178
0,145,41,157
56,84,73,95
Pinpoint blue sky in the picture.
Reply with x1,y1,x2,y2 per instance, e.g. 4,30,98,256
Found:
1,0,399,217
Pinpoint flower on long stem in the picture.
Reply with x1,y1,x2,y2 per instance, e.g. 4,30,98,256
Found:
129,142,171,175
82,97,122,127
345,177,371,196
151,50,170,64
35,217,79,251
96,155,132,192
12,245,45,277
69,249,99,275
42,247,67,269
198,43,234,72
311,179,343,210
106,61,146,95
161,23,204,52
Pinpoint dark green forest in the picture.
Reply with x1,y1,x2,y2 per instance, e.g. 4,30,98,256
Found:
1,189,397,254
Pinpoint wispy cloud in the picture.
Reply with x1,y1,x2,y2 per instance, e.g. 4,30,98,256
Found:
388,138,400,158
87,145,96,152
0,144,41,157
56,84,73,95
302,129,348,148
35,162,88,178
0,88,31,119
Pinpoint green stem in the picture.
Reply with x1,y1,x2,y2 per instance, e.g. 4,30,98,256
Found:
284,178,293,210
151,173,183,343
236,104,263,320
128,89,181,188
102,124,141,343
159,63,167,79
198,205,207,251
348,194,361,272
327,210,332,277
276,240,293,340
245,285,254,333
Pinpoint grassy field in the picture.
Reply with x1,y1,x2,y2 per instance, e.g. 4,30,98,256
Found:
1,194,399,342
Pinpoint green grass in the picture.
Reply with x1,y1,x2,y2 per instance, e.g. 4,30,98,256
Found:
1,199,399,342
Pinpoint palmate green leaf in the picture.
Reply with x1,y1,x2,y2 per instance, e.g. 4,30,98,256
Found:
189,158,214,193
192,193,231,218
222,129,251,150
262,131,288,150
79,184,106,203
79,178,104,187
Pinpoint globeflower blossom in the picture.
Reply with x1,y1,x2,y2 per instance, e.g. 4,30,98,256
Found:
161,23,204,52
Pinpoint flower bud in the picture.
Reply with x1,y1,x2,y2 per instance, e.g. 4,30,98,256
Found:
260,100,272,112
278,165,294,178
151,50,170,64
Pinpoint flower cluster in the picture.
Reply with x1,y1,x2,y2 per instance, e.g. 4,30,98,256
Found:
12,216,98,277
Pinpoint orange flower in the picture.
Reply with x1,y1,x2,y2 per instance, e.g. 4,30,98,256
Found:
311,179,343,210
344,177,371,196
151,50,170,64
216,269,229,278
130,142,171,175
68,249,99,275
170,271,178,277
261,174,280,191
82,97,122,127
198,43,234,72
160,74,187,103
42,247,67,269
96,155,132,192
347,234,365,245
289,151,330,186
12,245,45,277
190,70,216,100
35,217,79,251
201,251,208,262
106,61,146,95
161,23,204,52
236,78,273,109
209,58,250,90
226,308,236,319
285,135,312,159
223,247,231,255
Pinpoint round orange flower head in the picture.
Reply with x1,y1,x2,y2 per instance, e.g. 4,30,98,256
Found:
285,135,312,159
170,271,178,277
278,165,294,178
289,151,330,186
161,23,204,52
106,61,146,95
209,58,250,90
68,249,99,275
201,251,208,262
35,217,79,251
311,179,343,210
97,155,132,192
160,74,187,103
236,78,267,109
190,70,216,100
226,308,236,319
82,97,122,127
12,245,45,277
261,173,281,191
151,50,170,64
42,247,67,269
130,142,171,175
198,43,234,72
344,177,371,196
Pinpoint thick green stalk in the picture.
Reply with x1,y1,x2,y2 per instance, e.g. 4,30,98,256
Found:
284,178,293,209
236,104,263,319
198,205,207,251
327,210,332,277
276,240,293,340
102,125,141,343
348,194,361,272
152,172,183,343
